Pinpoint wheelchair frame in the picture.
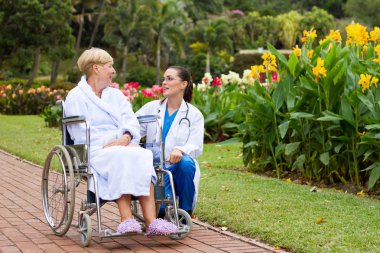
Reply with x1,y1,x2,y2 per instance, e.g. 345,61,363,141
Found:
41,101,192,247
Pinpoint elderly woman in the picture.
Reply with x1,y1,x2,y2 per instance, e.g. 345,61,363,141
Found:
136,66,204,217
64,48,176,235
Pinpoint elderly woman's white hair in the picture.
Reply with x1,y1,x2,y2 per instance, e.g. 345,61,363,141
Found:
77,47,114,77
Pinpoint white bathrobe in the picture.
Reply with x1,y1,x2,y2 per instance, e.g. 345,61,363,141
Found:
65,76,156,201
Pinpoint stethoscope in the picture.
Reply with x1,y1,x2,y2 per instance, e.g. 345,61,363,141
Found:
157,100,191,128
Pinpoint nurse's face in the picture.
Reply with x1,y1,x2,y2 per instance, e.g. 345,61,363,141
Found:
162,68,187,98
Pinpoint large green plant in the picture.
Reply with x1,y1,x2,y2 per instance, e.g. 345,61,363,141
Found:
240,24,380,189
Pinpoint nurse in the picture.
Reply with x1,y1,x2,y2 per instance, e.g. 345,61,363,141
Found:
65,48,177,235
136,66,204,216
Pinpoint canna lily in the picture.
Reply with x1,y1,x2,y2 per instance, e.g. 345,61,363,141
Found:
301,29,317,43
370,27,380,44
262,52,277,73
346,22,369,46
293,45,301,57
249,65,265,80
358,74,378,92
307,50,314,58
312,58,327,81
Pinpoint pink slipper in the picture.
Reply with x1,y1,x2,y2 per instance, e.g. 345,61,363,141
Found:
117,218,142,234
145,218,178,236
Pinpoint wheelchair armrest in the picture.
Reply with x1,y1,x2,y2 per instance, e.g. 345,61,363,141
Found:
62,116,87,125
137,115,159,124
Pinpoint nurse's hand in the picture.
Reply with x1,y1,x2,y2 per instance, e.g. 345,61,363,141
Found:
166,149,183,164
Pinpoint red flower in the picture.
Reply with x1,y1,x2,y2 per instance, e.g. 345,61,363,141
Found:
124,82,139,89
272,72,279,82
152,84,163,94
259,74,265,83
141,88,153,98
211,77,221,87
122,90,130,97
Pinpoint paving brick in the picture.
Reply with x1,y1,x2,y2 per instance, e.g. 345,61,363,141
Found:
0,150,276,253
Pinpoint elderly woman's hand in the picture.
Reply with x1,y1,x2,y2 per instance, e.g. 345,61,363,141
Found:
103,135,133,148
166,149,183,164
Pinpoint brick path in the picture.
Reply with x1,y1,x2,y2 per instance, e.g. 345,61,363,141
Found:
0,150,277,253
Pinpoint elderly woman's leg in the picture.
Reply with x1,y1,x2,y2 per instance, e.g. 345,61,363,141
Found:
116,195,142,233
116,195,133,221
138,183,156,226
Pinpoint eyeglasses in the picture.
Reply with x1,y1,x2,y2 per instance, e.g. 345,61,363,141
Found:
161,76,182,83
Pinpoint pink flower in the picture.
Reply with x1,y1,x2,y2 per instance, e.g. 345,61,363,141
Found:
110,82,119,88
231,9,245,16
55,95,62,100
122,90,130,97
272,72,279,82
211,77,221,87
152,84,163,94
124,82,139,89
141,88,153,98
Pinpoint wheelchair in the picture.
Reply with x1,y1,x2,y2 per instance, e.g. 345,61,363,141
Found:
41,101,192,247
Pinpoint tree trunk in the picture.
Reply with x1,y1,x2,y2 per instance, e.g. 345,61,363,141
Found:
121,46,128,84
205,49,211,74
50,60,60,86
26,47,41,86
89,0,106,48
73,7,85,66
156,38,161,85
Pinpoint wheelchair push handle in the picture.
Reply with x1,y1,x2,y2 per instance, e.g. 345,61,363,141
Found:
137,115,160,124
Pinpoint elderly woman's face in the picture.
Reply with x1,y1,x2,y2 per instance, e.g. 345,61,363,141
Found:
93,61,116,87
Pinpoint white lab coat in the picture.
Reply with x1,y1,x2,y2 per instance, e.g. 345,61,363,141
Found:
136,99,204,209
64,76,156,200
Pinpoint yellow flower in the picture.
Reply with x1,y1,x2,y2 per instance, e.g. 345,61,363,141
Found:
370,27,380,44
12,93,16,98
307,50,314,58
312,58,327,80
326,30,342,43
358,74,371,92
6,84,12,90
356,190,366,197
18,89,24,95
371,76,379,87
249,65,265,79
345,22,369,46
301,29,317,43
293,45,301,57
357,131,365,137
262,52,277,73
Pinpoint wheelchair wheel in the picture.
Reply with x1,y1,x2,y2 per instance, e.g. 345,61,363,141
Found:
166,208,192,240
79,214,92,247
41,145,75,236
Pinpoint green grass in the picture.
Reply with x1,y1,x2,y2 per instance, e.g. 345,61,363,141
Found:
1,114,380,253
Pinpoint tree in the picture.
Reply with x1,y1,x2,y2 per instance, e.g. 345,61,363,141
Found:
344,0,380,27
103,0,151,84
45,0,75,85
148,0,188,84
190,18,233,73
276,11,302,49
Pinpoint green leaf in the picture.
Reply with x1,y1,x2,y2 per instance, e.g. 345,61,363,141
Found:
267,43,288,66
272,82,284,110
290,112,315,119
340,95,355,127
320,152,330,165
317,111,343,121
366,162,380,189
285,142,301,156
357,92,374,112
292,154,305,170
365,124,380,130
278,120,290,139
334,143,344,153
218,137,241,145
288,53,299,76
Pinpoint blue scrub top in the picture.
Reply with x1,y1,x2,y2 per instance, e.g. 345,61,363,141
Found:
162,107,178,143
